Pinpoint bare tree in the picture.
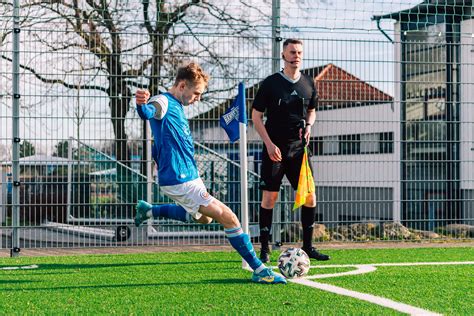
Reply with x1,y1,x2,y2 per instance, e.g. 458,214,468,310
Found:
66,52,91,156
1,1,32,107
0,0,269,167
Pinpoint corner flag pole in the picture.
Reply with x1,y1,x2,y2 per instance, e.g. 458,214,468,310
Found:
237,82,250,270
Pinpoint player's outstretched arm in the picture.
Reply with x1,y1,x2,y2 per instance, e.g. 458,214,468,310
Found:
136,89,155,120
136,89,150,105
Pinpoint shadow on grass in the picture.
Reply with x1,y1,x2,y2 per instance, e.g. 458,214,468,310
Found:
3,278,251,292
0,259,240,272
0,279,38,284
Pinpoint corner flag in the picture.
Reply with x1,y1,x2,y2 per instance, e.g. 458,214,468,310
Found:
293,147,315,210
220,82,247,142
220,82,250,270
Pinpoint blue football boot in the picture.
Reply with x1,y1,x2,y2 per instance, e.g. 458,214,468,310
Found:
251,267,287,284
134,200,152,227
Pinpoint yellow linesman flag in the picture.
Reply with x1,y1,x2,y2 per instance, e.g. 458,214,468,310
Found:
293,147,315,210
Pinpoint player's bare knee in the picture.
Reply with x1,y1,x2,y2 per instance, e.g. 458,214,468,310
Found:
261,201,275,209
221,206,240,227
304,194,317,207
197,216,213,224
262,193,278,209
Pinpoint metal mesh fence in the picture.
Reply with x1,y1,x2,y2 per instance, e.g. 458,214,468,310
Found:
1,0,473,253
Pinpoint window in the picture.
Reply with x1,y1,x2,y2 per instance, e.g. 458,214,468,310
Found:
312,132,394,156
361,133,380,154
380,132,394,154
339,134,360,155
322,136,339,155
312,137,324,156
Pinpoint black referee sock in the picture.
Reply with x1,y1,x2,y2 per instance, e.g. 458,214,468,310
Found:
301,205,316,250
259,206,273,251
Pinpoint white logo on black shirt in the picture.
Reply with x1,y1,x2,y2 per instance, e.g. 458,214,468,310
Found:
291,90,298,96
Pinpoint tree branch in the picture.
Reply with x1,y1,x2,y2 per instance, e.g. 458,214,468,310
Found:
181,20,230,77
1,54,108,92
121,57,153,78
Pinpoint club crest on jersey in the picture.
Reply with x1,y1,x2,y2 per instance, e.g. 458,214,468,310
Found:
200,190,211,200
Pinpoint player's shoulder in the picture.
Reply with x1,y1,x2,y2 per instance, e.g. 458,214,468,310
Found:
149,94,171,109
149,93,169,104
299,73,316,90
260,72,284,87
149,94,170,120
300,72,315,83
267,72,284,81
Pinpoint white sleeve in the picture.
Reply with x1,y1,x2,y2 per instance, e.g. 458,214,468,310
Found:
148,94,168,120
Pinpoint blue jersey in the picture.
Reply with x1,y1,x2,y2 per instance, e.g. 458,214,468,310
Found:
137,92,199,186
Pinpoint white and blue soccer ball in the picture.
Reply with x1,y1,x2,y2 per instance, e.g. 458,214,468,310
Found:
277,247,310,278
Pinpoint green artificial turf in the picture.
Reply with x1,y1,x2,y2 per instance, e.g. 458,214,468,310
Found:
0,247,472,315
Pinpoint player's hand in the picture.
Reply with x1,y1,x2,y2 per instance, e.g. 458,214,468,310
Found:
136,89,150,106
299,125,311,147
303,125,311,147
267,143,282,162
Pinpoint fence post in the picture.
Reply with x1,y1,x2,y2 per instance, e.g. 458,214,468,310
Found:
10,0,21,257
66,137,73,222
0,169,6,225
271,0,282,248
394,22,402,224
272,0,281,74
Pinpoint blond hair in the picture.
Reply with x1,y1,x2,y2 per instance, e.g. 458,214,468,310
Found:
174,62,210,87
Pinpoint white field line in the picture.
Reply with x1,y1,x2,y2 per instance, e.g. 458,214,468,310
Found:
282,261,474,316
0,264,39,270
291,278,442,316
306,261,474,279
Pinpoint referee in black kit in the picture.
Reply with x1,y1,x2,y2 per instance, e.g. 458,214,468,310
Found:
252,38,330,263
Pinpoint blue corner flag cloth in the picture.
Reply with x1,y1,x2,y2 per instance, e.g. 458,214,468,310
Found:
220,82,247,142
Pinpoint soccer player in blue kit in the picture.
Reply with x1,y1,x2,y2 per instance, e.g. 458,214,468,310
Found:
135,62,286,284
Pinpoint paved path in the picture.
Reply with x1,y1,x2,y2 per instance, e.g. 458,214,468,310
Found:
1,241,473,257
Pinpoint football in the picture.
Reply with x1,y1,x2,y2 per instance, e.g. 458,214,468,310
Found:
277,247,310,278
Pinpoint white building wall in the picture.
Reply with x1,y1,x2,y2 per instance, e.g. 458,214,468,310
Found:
312,102,400,190
460,19,474,190
193,122,262,143
460,19,474,223
193,100,400,210
0,168,6,224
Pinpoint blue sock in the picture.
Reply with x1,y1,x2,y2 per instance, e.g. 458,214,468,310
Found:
152,204,191,222
225,226,264,273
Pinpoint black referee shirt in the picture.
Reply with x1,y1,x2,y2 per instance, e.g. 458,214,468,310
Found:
252,71,317,145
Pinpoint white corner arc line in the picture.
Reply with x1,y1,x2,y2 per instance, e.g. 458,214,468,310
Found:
306,264,376,279
291,278,442,316
306,261,474,279
0,264,39,270
287,261,474,315
310,261,474,269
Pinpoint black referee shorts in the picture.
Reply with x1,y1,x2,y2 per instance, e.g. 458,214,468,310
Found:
259,142,313,192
